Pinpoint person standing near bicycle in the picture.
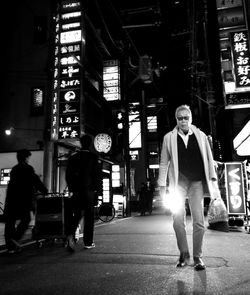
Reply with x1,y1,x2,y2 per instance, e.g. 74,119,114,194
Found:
65,134,102,252
4,149,48,254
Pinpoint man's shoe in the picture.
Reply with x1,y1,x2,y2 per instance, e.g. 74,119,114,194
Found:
194,257,206,271
84,243,95,249
176,252,190,267
66,236,75,253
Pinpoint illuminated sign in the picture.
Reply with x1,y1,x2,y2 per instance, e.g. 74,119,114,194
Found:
50,1,84,141
112,165,120,187
61,11,81,20
147,116,157,132
60,89,80,102
129,110,142,149
225,162,246,214
60,78,80,89
60,30,82,44
60,55,80,65
61,44,81,54
62,22,81,30
58,88,80,139
58,126,80,139
129,150,139,161
233,120,250,156
62,2,81,10
94,133,112,153
0,168,11,185
31,87,44,115
61,65,81,78
103,60,121,101
215,0,250,109
231,30,250,88
225,92,250,109
102,178,110,203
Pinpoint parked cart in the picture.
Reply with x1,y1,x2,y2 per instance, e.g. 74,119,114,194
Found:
32,192,73,247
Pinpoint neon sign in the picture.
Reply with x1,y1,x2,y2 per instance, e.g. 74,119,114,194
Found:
225,162,246,214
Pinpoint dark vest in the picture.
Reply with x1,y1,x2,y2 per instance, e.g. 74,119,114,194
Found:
177,134,205,181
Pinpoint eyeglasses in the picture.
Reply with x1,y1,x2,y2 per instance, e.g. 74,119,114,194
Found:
177,116,190,121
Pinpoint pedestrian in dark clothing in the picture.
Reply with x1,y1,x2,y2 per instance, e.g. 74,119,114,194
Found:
146,181,154,214
139,183,147,216
4,149,48,254
65,134,101,252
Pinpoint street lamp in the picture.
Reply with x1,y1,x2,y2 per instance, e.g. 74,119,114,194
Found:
5,127,14,136
5,126,44,136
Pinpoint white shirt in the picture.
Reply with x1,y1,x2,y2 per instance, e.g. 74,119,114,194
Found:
178,128,193,148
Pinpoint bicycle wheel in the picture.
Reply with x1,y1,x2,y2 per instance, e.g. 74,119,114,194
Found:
0,203,5,222
98,204,116,222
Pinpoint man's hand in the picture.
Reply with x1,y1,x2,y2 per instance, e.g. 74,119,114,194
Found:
210,180,221,200
159,186,167,199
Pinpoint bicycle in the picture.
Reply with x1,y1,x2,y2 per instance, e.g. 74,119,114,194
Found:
0,201,5,222
97,203,116,222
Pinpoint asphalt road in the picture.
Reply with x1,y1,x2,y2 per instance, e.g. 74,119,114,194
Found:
1,210,250,295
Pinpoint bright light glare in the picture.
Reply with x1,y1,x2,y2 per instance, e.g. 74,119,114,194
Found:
162,189,183,214
5,129,13,136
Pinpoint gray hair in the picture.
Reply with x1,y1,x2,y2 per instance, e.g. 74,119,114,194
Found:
175,104,192,119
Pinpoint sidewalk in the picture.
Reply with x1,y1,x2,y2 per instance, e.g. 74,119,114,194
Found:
0,211,139,253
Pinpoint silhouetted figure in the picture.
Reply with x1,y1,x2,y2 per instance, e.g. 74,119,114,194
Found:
4,149,48,253
139,183,148,216
65,134,101,252
146,181,154,214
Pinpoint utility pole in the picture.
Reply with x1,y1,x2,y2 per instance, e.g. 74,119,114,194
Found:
189,0,216,138
203,0,216,138
122,56,131,217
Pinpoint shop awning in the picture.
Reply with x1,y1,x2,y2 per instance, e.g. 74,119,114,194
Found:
233,120,250,156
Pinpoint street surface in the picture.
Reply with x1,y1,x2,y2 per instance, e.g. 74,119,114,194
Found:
1,210,250,295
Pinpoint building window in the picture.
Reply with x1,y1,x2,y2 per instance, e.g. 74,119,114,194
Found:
31,87,44,116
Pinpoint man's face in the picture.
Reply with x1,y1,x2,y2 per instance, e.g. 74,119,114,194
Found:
176,109,192,132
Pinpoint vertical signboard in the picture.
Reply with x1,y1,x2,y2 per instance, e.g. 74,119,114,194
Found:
225,162,246,214
103,60,121,101
216,0,250,109
51,1,84,140
231,30,250,88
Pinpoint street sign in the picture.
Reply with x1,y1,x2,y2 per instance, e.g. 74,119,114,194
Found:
224,162,246,215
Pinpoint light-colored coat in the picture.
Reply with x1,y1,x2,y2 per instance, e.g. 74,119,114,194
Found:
158,125,217,196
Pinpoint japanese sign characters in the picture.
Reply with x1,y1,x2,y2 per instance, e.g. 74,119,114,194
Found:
51,1,84,141
231,30,250,89
225,162,246,215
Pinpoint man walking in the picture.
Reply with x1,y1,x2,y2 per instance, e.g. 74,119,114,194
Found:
158,105,218,270
65,134,101,252
4,149,48,253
